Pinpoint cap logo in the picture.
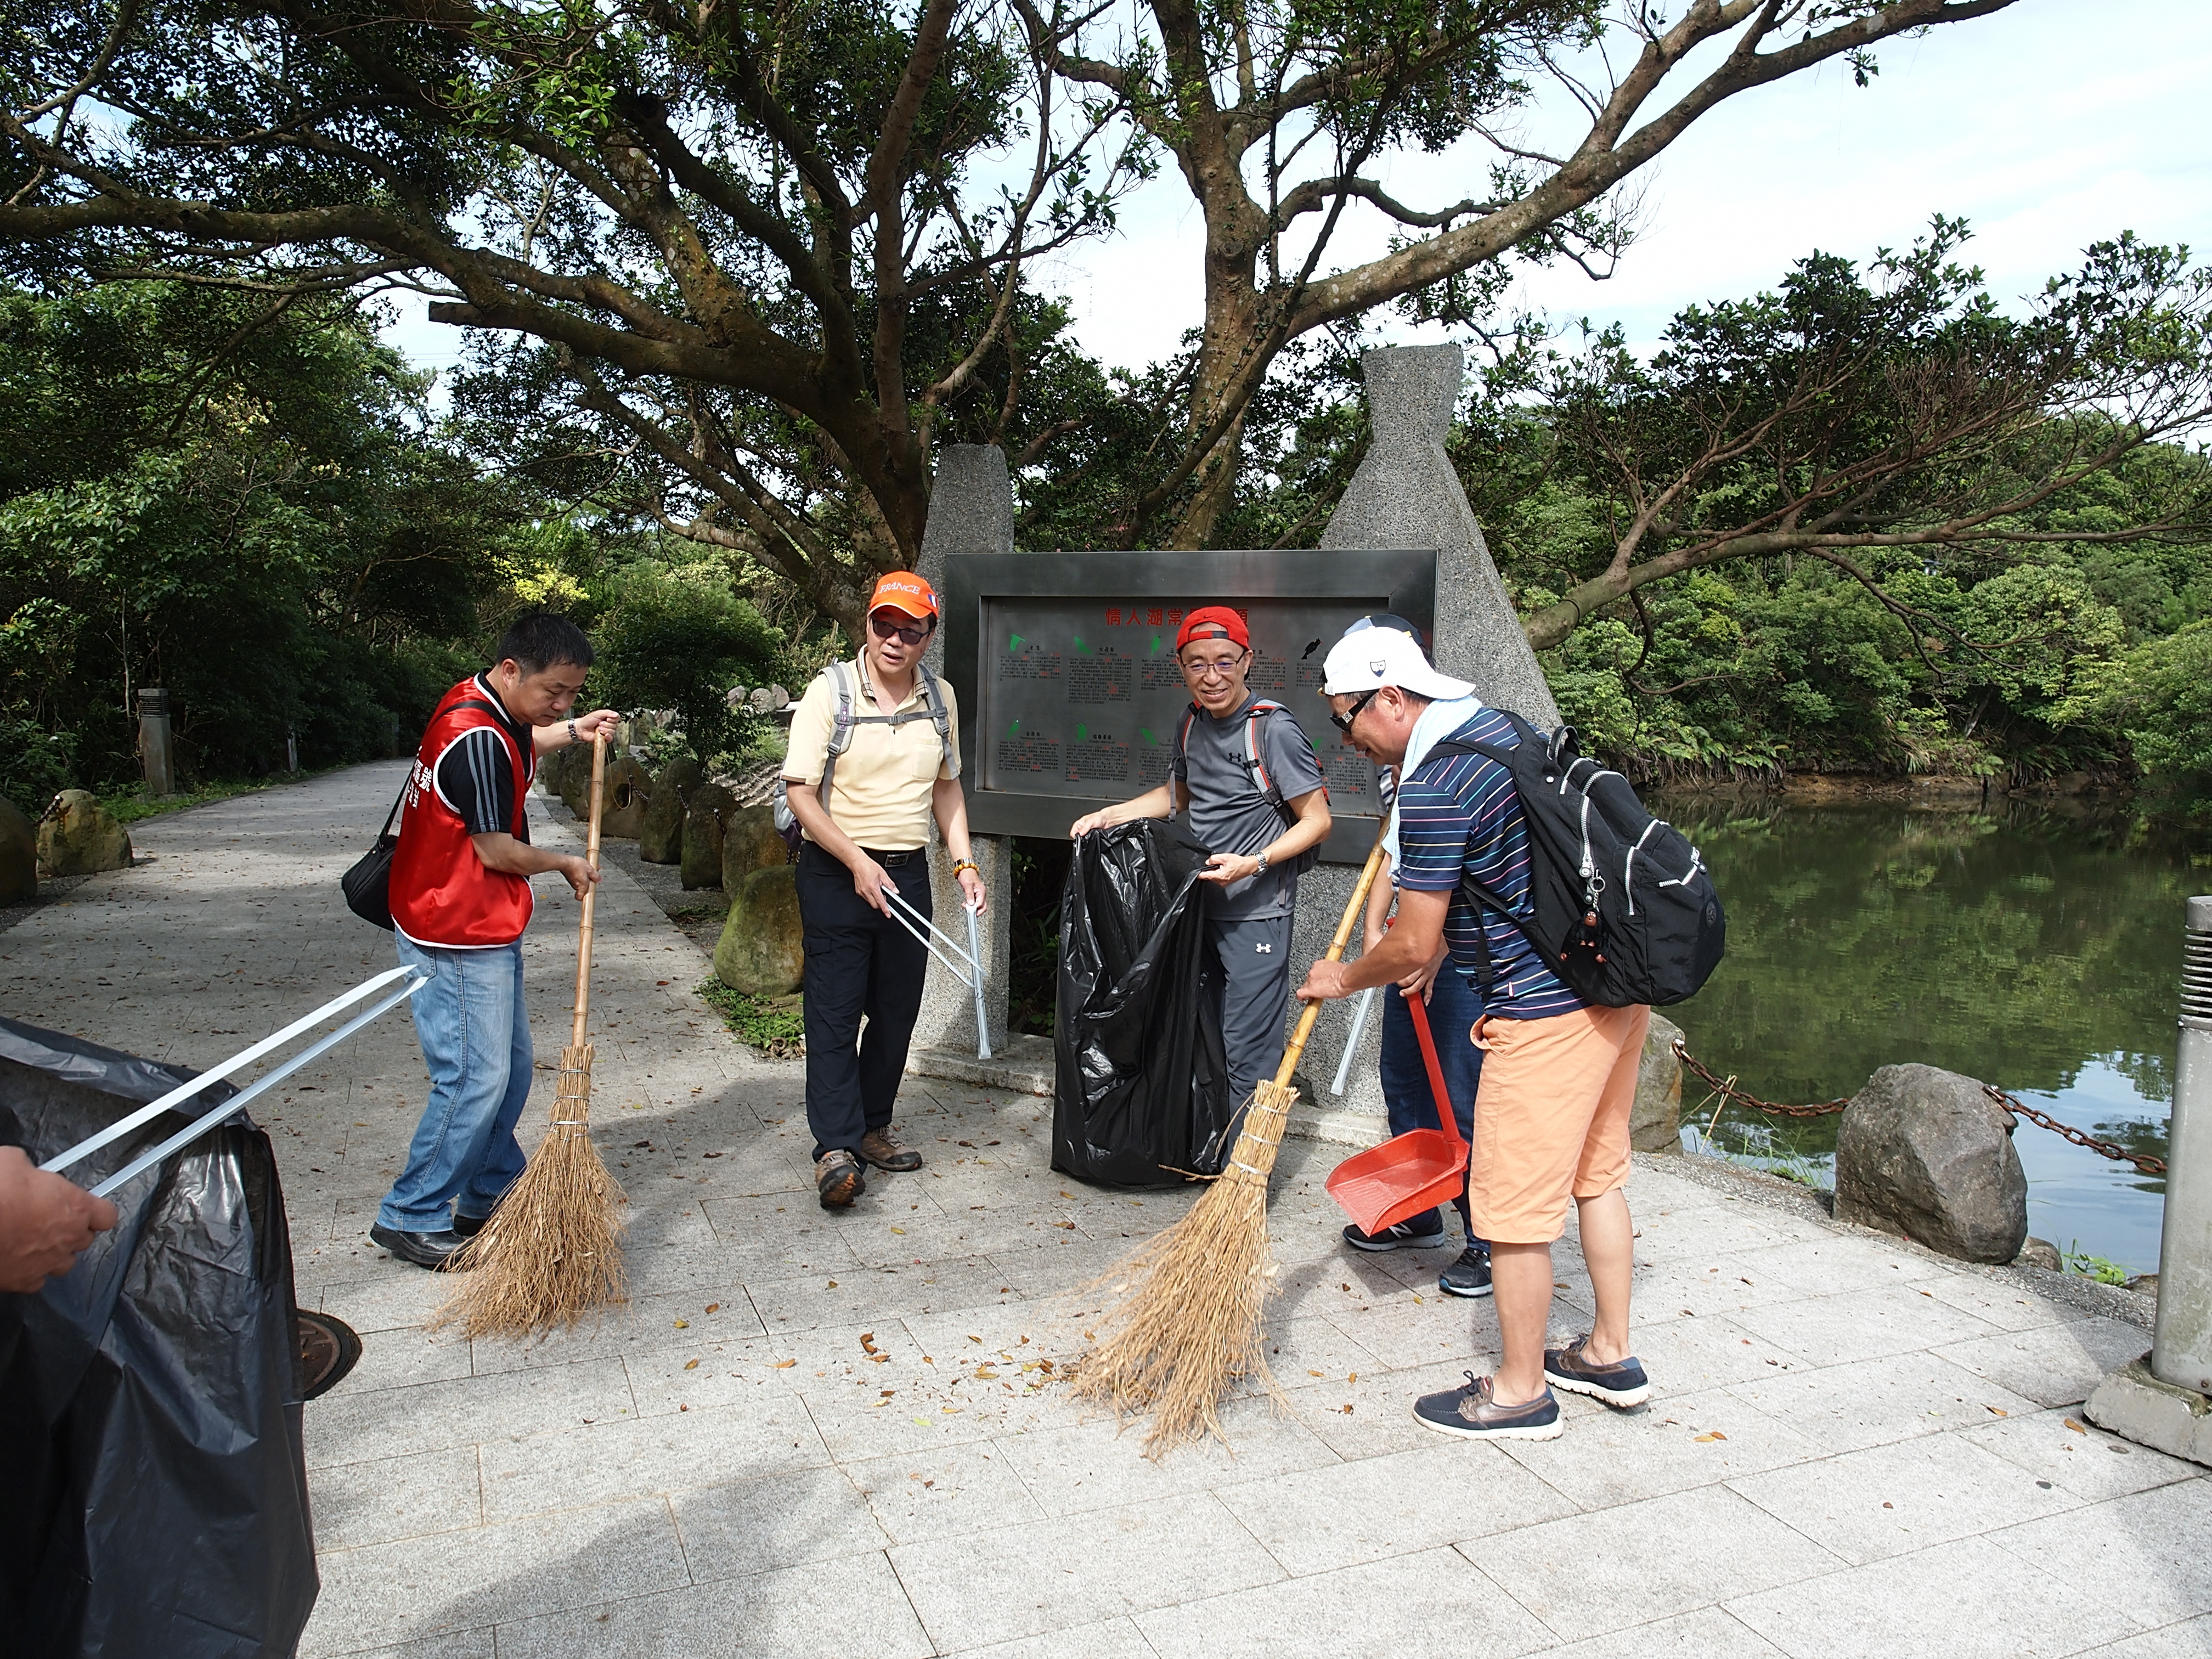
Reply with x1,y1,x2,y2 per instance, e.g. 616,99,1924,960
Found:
1369,659,1387,675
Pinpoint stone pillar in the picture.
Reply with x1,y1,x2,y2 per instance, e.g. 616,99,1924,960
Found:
1292,344,1562,1119
2155,894,2212,1391
137,687,176,797
909,445,1017,1059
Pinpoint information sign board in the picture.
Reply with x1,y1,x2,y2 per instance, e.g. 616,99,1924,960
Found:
943,550,1435,862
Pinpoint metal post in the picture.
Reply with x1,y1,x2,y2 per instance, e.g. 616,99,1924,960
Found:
964,900,993,1061
2152,894,2212,1392
136,687,174,796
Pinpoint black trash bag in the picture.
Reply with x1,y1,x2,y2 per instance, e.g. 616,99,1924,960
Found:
0,1015,317,1659
1053,819,1235,1187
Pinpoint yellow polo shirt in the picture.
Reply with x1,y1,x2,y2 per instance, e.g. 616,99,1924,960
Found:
783,660,962,852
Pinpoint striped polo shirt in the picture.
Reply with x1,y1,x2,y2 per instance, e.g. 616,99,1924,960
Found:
1395,708,1584,1019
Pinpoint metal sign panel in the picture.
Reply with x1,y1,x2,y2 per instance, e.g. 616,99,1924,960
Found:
944,550,1436,863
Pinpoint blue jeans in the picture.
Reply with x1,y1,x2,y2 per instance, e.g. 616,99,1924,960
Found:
1379,967,1485,1245
378,933,533,1233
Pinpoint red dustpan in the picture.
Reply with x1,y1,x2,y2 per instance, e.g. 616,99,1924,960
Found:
1325,986,1467,1235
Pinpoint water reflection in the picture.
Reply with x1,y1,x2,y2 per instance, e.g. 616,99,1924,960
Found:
1657,794,2209,1273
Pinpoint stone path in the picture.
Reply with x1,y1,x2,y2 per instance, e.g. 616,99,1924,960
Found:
6,762,2207,1659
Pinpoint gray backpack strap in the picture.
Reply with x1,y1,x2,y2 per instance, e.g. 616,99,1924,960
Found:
816,662,857,819
918,665,953,769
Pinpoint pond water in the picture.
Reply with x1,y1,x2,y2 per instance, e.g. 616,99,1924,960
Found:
1656,794,2211,1276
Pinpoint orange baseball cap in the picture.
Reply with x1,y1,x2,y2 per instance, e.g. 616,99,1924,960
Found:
869,571,939,619
1175,605,1248,651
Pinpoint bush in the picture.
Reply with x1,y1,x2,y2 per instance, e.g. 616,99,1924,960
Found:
593,561,782,765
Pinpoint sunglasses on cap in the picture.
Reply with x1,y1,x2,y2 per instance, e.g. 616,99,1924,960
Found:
869,610,933,647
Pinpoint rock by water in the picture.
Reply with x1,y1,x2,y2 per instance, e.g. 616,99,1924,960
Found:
38,790,132,877
1633,1012,1686,1153
714,865,803,995
1835,1063,2027,1263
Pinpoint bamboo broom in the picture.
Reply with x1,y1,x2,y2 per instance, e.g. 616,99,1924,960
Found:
434,731,629,1336
1069,816,1393,1455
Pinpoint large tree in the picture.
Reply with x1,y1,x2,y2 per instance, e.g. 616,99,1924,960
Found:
1,0,2030,622
1485,224,2212,651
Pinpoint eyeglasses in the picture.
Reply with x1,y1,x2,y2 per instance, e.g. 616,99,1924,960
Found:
870,610,932,647
1180,650,1248,682
1330,686,1381,736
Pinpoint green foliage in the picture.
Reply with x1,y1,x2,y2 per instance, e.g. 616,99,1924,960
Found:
2058,620,2212,787
695,977,805,1058
0,282,507,810
2062,1243,2131,1286
592,560,783,766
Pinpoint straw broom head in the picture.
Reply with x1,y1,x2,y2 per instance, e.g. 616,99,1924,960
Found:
433,731,629,1339
1067,819,1391,1457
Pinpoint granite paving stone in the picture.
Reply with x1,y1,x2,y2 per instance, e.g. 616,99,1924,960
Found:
1725,1533,2144,1659
1469,1485,1846,1640
1728,1430,2084,1564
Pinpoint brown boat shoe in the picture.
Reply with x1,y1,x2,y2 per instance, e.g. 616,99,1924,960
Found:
858,1130,923,1172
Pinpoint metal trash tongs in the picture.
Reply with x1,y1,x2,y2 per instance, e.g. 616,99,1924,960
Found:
881,884,993,1060
42,964,430,1199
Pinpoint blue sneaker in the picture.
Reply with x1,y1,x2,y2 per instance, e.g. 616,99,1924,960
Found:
1342,1209,1449,1252
1544,1335,1651,1408
1412,1372,1562,1441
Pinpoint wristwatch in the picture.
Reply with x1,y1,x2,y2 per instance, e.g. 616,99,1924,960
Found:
567,719,579,743
1255,851,1271,873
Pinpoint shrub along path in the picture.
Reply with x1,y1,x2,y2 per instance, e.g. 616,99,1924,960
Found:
2,761,2203,1658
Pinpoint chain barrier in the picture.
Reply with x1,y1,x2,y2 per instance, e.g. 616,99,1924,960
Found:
1982,1084,2166,1177
1668,1038,2166,1177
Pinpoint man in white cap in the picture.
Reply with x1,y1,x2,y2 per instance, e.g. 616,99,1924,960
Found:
1295,624,1651,1442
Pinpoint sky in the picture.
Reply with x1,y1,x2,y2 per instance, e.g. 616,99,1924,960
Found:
380,0,2212,385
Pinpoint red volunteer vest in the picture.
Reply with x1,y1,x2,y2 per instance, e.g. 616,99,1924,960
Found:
389,678,536,947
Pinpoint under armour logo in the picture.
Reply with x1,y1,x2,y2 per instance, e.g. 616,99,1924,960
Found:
1255,942,1273,953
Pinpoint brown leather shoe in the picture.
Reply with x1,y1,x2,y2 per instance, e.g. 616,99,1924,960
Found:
816,1148,866,1208
857,1130,922,1172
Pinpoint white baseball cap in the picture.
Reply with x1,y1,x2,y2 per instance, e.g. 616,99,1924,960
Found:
1321,620,1476,701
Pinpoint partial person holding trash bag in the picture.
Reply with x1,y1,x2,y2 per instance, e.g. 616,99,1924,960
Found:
1069,606,1331,1113
1,1018,317,1658
0,1124,116,1292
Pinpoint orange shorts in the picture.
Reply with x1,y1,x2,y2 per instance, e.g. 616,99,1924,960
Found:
1465,1003,1651,1244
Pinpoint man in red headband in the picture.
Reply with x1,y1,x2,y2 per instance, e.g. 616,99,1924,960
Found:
1070,605,1331,1109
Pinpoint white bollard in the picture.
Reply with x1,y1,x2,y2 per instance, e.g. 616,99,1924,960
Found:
2153,894,2212,1392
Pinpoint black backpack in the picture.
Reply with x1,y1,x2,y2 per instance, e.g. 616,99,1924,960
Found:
1425,713,1724,1007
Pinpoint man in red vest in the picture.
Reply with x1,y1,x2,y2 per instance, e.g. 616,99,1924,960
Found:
373,613,618,1268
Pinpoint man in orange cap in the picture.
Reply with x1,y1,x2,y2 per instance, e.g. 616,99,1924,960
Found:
782,572,987,1207
1070,604,1331,1113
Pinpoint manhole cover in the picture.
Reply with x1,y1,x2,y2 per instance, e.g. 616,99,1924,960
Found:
297,1308,362,1400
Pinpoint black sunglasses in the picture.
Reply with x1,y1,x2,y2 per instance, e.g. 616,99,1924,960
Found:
870,610,933,647
1330,686,1381,736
